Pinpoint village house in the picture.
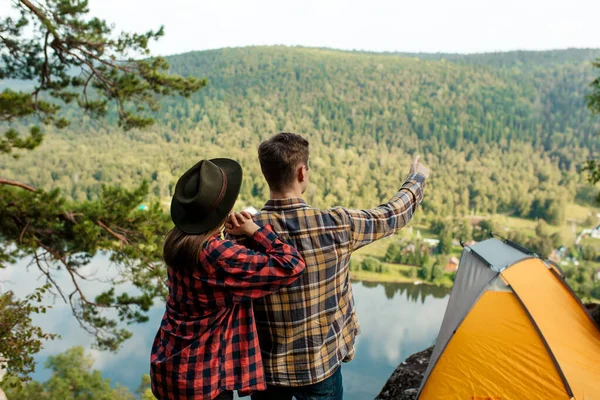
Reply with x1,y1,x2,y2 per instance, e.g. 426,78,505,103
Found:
445,256,460,272
404,243,416,254
423,238,440,247
549,246,568,263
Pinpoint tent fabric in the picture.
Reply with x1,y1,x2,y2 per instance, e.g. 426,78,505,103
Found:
419,250,498,390
502,259,600,399
419,290,570,400
469,238,529,271
418,238,600,400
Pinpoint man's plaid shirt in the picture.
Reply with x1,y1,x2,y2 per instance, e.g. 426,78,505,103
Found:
249,172,426,386
150,226,305,400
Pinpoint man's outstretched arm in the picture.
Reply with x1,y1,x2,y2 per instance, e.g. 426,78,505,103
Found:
344,156,429,252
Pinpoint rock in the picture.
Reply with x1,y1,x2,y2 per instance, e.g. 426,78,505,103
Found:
376,304,600,400
375,347,432,400
585,303,600,326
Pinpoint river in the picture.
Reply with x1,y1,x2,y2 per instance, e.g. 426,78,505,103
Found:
3,255,450,399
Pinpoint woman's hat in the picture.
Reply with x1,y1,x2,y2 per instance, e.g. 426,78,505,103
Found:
170,158,243,234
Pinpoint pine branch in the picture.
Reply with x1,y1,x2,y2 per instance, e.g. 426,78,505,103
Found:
0,179,169,352
33,250,67,304
96,220,129,245
18,0,57,36
0,178,36,192
2,0,205,155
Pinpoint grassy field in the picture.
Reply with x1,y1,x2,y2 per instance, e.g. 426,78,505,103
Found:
580,237,600,247
349,269,454,288
353,235,398,259
566,203,599,222
489,202,599,246
349,268,413,284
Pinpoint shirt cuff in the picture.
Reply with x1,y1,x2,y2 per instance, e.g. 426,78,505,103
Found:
250,225,278,251
400,173,425,211
405,172,427,184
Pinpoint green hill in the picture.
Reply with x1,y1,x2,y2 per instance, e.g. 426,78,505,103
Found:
1,46,599,224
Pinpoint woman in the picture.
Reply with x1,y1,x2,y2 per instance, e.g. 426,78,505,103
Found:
150,158,305,400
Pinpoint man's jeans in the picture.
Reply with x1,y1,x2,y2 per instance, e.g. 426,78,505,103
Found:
251,366,343,400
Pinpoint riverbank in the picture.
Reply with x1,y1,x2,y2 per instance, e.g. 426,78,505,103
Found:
350,235,457,289
349,270,454,288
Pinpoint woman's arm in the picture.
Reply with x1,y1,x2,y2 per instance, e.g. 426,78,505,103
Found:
206,225,305,303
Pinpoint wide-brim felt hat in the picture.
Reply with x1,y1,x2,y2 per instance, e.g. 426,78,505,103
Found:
170,158,243,234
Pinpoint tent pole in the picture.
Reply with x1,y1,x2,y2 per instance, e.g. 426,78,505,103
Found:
462,244,497,272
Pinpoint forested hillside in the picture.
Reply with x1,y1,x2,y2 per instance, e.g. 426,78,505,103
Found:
2,46,599,223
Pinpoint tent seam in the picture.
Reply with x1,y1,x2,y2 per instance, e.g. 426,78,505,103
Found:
416,274,499,398
505,274,575,398
548,268,600,334
501,255,536,272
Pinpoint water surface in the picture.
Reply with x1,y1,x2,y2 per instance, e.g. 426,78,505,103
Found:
3,256,450,399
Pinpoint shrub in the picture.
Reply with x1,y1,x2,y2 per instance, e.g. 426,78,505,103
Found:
581,245,599,262
361,257,381,272
418,264,432,280
431,263,445,281
384,243,401,263
349,259,361,271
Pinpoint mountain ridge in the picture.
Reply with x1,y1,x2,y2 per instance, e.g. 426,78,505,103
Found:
163,45,600,61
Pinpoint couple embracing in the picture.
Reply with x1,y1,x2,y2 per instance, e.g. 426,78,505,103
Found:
150,132,429,400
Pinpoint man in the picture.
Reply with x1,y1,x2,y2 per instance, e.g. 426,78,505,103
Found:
233,132,428,399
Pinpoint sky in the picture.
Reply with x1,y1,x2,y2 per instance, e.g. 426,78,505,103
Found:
92,0,600,56
2,0,599,56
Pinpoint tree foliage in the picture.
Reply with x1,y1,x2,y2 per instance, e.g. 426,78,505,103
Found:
136,374,156,400
437,231,453,255
1,182,171,352
0,287,57,381
361,257,386,273
2,346,138,399
584,59,600,201
4,47,597,218
0,0,205,379
430,261,444,281
384,241,432,267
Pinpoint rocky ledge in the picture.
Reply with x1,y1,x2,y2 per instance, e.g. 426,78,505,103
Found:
376,303,600,400
375,346,432,400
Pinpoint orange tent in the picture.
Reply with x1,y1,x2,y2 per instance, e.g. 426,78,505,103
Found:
418,236,600,400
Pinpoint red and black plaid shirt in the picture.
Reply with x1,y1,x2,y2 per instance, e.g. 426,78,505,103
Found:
150,226,305,400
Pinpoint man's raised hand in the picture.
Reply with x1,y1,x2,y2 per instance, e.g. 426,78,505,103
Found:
409,155,430,179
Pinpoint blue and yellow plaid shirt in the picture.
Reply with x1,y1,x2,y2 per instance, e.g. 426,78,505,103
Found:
248,172,426,386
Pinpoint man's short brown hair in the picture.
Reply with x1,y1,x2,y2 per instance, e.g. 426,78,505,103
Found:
258,132,309,191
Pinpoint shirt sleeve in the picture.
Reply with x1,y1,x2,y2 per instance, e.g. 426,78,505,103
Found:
206,226,306,303
223,232,250,247
342,172,426,252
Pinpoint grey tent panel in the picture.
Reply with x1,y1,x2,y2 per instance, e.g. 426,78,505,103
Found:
418,249,498,393
470,238,529,271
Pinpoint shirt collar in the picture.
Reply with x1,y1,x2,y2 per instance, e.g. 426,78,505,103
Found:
262,198,309,211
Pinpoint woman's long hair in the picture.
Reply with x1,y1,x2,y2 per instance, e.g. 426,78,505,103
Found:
163,219,226,268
